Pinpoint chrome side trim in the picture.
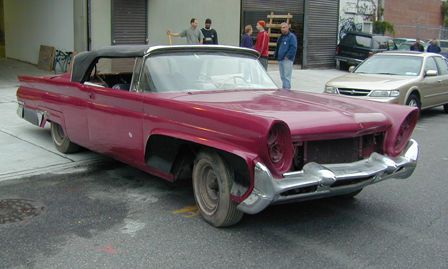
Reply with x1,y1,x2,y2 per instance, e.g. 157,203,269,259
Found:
237,139,419,214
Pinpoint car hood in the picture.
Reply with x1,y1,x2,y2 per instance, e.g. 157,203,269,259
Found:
326,73,419,90
169,90,391,140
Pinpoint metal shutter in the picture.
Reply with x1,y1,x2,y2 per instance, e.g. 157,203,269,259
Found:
241,0,304,63
242,0,303,13
303,0,339,68
111,0,147,45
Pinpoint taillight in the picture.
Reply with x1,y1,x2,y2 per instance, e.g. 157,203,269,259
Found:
267,123,293,173
336,46,341,55
394,110,419,154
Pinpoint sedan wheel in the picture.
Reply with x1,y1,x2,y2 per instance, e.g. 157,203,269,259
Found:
406,94,421,110
50,122,80,154
192,150,243,227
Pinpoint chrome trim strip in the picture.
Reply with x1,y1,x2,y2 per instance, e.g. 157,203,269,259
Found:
237,139,419,214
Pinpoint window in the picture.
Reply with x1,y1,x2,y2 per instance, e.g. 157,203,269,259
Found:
424,57,438,74
434,57,448,75
86,57,136,89
130,58,143,92
354,36,371,48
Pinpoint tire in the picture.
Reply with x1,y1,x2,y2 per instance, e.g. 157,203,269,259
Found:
192,150,243,227
339,61,349,71
406,93,421,110
443,104,448,113
338,188,363,199
50,122,80,154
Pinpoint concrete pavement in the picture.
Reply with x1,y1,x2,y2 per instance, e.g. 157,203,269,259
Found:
0,58,345,181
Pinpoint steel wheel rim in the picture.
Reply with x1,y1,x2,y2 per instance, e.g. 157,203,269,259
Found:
197,164,220,215
52,124,65,146
408,99,418,107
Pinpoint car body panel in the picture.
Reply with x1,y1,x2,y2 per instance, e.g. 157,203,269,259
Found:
16,45,420,216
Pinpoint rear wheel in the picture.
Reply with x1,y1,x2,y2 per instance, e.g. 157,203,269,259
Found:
50,122,80,154
192,150,243,227
339,61,349,71
406,93,421,110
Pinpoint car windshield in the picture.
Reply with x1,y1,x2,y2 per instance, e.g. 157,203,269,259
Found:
354,55,422,76
142,52,277,93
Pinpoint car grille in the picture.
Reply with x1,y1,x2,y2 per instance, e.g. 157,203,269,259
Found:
292,133,384,171
338,88,371,96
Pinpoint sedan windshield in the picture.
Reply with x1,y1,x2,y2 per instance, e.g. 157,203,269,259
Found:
142,52,277,92
355,55,423,76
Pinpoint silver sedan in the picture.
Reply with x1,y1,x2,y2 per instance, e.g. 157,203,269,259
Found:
325,51,448,112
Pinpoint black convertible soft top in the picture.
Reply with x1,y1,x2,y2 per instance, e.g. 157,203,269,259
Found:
70,44,260,83
71,45,150,83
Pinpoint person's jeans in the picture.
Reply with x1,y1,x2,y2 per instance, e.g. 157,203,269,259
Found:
279,59,293,89
259,57,268,70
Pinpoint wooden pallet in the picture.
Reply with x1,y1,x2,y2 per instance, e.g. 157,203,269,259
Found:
267,12,293,60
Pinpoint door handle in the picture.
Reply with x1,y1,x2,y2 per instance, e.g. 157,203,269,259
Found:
89,92,94,99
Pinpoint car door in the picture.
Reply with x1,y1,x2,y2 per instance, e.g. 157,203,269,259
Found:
419,56,443,108
87,57,145,164
433,56,448,106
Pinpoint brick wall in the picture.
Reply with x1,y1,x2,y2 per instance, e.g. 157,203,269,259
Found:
384,0,443,39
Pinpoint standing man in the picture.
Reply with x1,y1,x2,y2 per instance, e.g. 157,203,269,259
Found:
275,22,297,90
167,18,204,45
427,39,441,53
241,25,254,49
201,18,218,45
410,38,424,52
254,20,269,70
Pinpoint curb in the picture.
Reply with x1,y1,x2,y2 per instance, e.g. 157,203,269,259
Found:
0,158,108,183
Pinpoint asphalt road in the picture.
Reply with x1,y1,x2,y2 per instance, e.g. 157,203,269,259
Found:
1,108,447,269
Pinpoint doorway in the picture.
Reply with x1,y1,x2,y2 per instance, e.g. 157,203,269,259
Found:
0,0,5,58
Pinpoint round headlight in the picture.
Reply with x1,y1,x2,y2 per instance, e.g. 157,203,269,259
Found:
394,110,419,154
267,123,293,173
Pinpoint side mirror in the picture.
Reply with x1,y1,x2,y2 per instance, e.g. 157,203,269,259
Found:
348,66,356,73
425,70,438,77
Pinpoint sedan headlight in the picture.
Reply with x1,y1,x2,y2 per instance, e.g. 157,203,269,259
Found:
324,86,339,94
369,90,400,97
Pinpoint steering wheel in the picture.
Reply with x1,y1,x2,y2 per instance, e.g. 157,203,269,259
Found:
94,73,108,87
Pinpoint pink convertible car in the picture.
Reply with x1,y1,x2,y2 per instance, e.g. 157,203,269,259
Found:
17,45,419,227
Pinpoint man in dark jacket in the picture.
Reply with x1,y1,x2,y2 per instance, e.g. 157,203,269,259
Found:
275,22,297,90
201,18,218,45
410,38,424,52
427,39,441,53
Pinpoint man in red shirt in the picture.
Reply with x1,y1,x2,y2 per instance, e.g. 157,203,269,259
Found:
254,20,269,70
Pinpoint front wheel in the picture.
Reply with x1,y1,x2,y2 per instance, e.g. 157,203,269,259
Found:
50,122,80,154
406,93,421,110
192,150,243,227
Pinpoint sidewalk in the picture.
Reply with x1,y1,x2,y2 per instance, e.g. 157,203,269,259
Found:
0,59,104,181
0,58,345,182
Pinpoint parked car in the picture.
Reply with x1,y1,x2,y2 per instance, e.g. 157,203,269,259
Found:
325,51,448,112
393,38,416,47
17,45,419,227
397,40,427,51
336,32,397,70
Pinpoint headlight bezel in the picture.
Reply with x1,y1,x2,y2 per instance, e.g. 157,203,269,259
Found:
369,90,400,98
324,86,339,94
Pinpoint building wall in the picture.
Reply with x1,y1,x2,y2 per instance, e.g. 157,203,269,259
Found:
4,0,74,63
384,0,443,39
339,0,378,40
90,0,111,50
148,0,241,46
0,0,5,58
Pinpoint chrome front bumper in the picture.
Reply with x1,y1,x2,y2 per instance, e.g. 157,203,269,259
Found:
237,139,419,214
